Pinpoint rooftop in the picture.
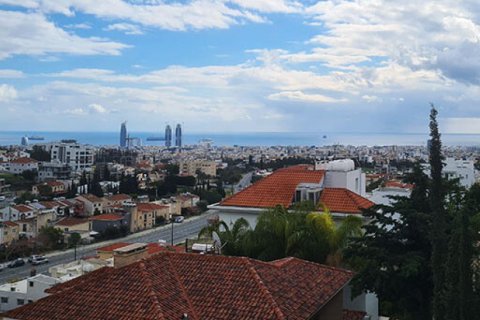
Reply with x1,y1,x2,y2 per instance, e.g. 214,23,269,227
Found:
221,165,325,208
320,188,375,214
6,252,353,320
90,213,124,222
56,217,89,227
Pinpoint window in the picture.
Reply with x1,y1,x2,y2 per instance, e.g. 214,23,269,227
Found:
29,281,34,287
1,297,8,303
17,299,24,305
28,300,33,304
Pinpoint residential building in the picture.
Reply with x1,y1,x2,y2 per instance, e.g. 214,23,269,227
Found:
213,163,374,227
0,178,10,194
54,217,91,242
90,213,128,234
43,142,95,172
37,161,72,181
9,205,35,221
4,157,38,174
0,221,19,245
177,193,200,208
0,274,61,312
422,157,476,188
104,194,132,208
179,160,217,176
32,181,66,196
132,202,169,232
76,194,103,216
5,252,362,320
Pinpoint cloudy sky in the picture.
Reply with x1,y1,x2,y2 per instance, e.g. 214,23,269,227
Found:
0,0,479,133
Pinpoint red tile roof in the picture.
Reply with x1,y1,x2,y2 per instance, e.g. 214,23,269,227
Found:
7,252,352,320
320,188,375,214
90,213,124,221
96,242,130,253
147,243,185,255
106,194,131,202
78,194,103,203
384,180,414,190
46,181,65,187
221,165,325,208
10,157,37,164
3,221,18,228
13,204,33,213
56,217,89,227
137,202,168,212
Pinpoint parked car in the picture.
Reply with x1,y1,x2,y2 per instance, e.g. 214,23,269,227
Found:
8,258,25,268
174,216,185,223
31,256,49,266
28,255,43,263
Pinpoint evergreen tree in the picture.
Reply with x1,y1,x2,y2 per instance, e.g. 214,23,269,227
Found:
429,105,448,320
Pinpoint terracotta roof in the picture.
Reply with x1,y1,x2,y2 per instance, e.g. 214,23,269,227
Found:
137,202,168,212
343,309,367,320
39,201,59,209
384,180,414,190
96,242,130,253
221,165,325,208
13,204,33,213
147,243,185,255
7,252,352,320
3,221,18,228
320,188,375,214
56,217,89,227
90,213,124,221
106,194,131,202
46,181,65,187
10,157,37,164
78,194,103,203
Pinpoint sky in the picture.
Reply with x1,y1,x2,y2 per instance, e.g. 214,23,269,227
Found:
0,0,479,134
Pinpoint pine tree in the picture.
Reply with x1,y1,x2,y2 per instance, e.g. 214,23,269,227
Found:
429,105,448,320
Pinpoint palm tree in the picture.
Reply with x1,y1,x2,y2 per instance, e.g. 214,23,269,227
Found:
306,209,363,267
198,218,251,256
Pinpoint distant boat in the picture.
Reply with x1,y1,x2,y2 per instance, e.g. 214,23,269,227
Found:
146,137,165,141
323,135,327,139
28,135,44,140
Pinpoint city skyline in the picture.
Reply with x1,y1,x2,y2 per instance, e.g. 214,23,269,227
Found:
0,1,480,134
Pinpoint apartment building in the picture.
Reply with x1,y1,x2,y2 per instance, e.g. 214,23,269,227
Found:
179,160,217,176
43,143,94,172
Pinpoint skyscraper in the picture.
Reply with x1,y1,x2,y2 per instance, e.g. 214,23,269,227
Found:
165,125,172,147
120,121,127,148
175,124,182,148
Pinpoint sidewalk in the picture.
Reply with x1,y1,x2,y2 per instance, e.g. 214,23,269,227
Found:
45,211,214,259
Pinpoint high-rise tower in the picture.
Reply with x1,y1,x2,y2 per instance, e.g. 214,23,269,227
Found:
175,124,182,148
120,121,127,147
165,125,172,147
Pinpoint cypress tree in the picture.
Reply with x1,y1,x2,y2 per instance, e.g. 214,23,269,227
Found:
429,105,448,320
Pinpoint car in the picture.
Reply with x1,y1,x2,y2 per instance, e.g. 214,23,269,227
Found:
28,255,43,263
31,256,49,265
0,196,5,201
174,216,185,223
8,258,25,268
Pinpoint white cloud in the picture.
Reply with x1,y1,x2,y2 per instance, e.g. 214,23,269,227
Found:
105,23,144,35
362,95,381,103
0,84,18,102
0,70,24,78
230,0,303,13
88,103,109,113
0,10,129,60
443,117,480,134
268,90,347,103
65,23,92,30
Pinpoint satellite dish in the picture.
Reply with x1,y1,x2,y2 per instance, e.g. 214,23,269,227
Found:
212,231,222,254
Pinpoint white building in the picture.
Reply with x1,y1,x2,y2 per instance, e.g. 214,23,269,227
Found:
423,158,476,188
43,142,95,172
315,159,367,196
0,274,61,312
4,157,38,174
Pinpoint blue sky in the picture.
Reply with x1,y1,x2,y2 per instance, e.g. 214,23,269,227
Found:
0,0,480,133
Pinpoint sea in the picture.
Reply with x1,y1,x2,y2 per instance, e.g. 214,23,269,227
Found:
1,131,480,147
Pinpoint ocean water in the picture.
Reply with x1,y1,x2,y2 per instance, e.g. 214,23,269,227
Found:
0,131,479,147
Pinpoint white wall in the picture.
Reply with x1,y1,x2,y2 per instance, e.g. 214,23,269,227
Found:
324,169,366,196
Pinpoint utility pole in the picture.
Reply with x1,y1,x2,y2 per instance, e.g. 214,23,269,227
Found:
170,215,174,245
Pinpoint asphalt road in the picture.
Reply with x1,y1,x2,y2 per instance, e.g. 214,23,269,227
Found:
233,171,253,193
0,211,215,284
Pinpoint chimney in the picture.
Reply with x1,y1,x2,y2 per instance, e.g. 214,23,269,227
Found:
113,243,148,268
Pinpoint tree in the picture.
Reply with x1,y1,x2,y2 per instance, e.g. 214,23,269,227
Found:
21,169,37,182
29,145,50,162
199,218,251,256
68,232,81,248
345,166,433,320
39,226,64,250
429,104,448,320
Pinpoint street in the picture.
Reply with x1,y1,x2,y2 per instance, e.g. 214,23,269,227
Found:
0,211,215,284
233,171,253,193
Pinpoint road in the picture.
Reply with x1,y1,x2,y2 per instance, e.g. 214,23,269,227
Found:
0,211,214,284
233,171,253,193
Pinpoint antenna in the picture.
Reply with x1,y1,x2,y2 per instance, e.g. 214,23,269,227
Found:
212,231,222,255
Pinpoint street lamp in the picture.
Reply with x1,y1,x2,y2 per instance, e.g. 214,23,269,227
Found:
170,214,174,245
